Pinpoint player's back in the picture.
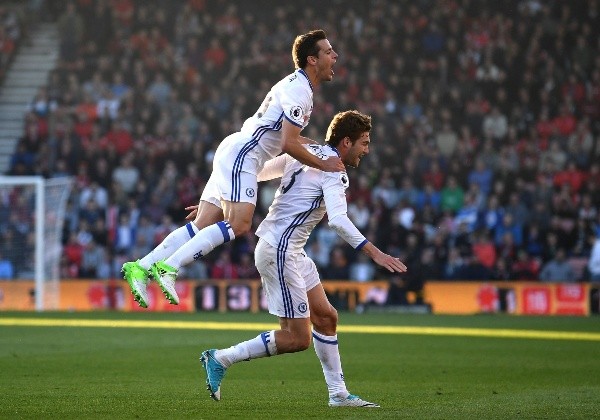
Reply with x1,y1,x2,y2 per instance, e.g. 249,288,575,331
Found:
238,69,314,165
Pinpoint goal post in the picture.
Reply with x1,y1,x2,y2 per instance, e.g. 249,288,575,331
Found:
0,176,73,311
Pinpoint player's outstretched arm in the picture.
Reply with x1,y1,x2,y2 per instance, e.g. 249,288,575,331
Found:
281,120,344,172
328,213,407,273
360,242,407,273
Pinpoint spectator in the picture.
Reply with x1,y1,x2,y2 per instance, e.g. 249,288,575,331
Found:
458,254,494,281
0,250,14,279
511,249,541,280
421,161,445,192
112,153,139,195
57,2,84,66
210,250,239,280
539,248,576,282
323,247,350,280
8,140,36,175
80,239,107,278
494,213,523,247
63,232,83,277
471,230,497,270
435,122,458,158
443,247,465,280
347,196,370,231
454,193,479,233
386,247,434,305
371,170,398,209
482,106,508,141
441,176,464,213
113,213,135,256
505,192,530,228
79,181,108,209
490,258,514,281
78,198,105,226
468,158,493,197
236,252,259,279
415,182,442,213
349,253,376,282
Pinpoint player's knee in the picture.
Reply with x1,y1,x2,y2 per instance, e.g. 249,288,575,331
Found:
289,332,312,352
229,219,252,237
312,307,338,334
296,334,312,351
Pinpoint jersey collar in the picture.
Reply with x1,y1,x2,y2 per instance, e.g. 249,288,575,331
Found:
326,144,340,157
298,69,313,91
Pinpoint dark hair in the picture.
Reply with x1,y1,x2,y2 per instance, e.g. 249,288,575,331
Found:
325,110,372,147
292,29,327,69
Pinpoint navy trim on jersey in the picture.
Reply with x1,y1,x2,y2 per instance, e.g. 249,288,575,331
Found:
230,114,284,201
312,331,338,345
298,69,313,91
326,144,340,157
283,113,303,128
276,194,323,318
355,239,368,250
185,222,196,238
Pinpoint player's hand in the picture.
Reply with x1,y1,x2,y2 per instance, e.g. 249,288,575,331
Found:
320,156,345,172
184,205,198,221
373,253,407,273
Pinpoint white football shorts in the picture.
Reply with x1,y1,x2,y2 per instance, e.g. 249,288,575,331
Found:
255,238,320,319
200,132,263,207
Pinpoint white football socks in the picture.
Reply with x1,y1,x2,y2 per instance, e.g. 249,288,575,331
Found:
139,222,199,270
312,330,349,398
166,221,235,268
215,330,278,368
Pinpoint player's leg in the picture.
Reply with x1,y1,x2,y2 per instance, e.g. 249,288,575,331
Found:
200,239,312,401
121,175,225,307
122,178,225,307
154,134,262,304
141,200,224,270
155,156,259,297
308,283,380,408
200,316,311,401
150,198,225,304
166,199,254,268
154,200,252,304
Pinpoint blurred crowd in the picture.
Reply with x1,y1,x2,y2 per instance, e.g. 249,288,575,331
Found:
2,0,600,293
0,4,24,82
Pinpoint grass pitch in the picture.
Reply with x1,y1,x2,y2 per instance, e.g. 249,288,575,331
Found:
1,311,599,419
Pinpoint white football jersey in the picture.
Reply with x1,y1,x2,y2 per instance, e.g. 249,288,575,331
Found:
256,144,365,254
239,68,314,166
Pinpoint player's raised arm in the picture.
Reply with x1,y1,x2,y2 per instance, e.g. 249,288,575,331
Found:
281,120,344,172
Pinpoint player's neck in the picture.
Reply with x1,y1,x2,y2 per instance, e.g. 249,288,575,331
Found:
299,67,320,89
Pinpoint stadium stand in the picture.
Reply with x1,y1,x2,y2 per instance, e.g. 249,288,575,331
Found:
2,0,599,289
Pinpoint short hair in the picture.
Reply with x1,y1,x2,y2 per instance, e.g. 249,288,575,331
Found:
325,110,372,147
292,29,327,69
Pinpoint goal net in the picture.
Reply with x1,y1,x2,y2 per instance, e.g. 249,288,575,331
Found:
0,176,73,311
